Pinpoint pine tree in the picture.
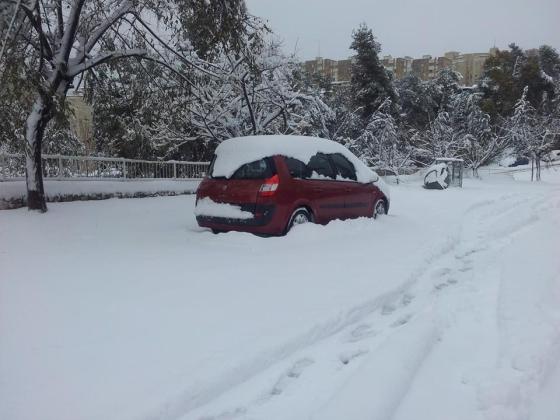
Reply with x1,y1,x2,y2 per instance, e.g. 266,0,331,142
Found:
349,24,396,122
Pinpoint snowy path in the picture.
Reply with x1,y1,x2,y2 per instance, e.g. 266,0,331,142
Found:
1,173,559,420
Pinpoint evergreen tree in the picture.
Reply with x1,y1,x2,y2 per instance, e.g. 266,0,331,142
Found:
349,24,396,121
538,45,560,81
427,68,462,113
480,44,556,119
395,74,437,130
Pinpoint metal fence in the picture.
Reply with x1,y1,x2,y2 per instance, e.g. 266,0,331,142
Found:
479,161,560,176
0,153,210,181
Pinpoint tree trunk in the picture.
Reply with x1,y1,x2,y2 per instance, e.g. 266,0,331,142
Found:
25,97,51,212
531,158,534,182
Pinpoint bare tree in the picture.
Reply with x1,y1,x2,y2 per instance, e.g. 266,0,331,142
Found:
4,0,246,211
505,86,560,181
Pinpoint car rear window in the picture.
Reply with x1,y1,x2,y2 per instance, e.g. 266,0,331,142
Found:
330,153,357,181
229,158,276,180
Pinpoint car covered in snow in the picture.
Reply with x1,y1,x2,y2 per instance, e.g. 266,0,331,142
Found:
546,150,560,162
195,135,390,235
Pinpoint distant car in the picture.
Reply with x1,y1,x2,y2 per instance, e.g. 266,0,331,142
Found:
508,157,530,167
374,168,397,177
547,150,560,162
195,135,390,235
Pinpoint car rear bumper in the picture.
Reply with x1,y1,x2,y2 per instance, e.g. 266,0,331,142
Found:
196,204,282,234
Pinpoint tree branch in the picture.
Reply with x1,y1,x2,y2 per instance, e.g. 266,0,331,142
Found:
67,48,148,77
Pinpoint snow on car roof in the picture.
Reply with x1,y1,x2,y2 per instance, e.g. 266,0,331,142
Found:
212,135,378,185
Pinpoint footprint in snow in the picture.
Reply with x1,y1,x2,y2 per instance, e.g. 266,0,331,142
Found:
381,303,396,315
270,358,314,396
401,293,414,307
459,262,474,272
391,314,412,328
200,407,247,420
346,324,378,343
434,282,449,291
339,348,369,365
435,277,459,291
455,249,479,260
432,267,452,278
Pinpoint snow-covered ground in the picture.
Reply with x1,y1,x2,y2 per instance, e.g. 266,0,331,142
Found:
0,179,200,209
1,169,559,420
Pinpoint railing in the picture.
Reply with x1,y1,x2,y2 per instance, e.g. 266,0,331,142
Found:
0,153,210,181
480,161,560,175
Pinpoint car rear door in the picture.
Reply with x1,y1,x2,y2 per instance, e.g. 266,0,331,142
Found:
197,157,275,214
300,153,347,223
329,153,372,219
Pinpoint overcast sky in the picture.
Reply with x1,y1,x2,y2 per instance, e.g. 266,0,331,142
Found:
245,0,560,60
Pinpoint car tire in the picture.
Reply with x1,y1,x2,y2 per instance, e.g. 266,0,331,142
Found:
373,198,387,219
286,207,313,233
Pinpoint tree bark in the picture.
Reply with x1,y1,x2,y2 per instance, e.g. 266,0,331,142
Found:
25,96,51,212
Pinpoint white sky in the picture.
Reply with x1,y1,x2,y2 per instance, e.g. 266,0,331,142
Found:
245,0,560,60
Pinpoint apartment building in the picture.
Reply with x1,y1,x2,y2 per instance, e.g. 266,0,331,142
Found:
67,93,94,153
447,51,492,86
303,57,355,85
380,56,413,79
409,55,452,81
304,48,499,87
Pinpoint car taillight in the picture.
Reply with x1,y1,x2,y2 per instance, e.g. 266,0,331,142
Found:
259,174,279,197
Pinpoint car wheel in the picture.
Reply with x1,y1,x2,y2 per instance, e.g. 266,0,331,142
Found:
373,198,387,219
287,207,313,232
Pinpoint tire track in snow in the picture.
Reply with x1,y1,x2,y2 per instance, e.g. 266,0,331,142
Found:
145,190,559,420
392,189,560,420
182,196,513,420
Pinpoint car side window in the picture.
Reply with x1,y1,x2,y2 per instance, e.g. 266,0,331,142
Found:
231,158,275,180
306,153,335,180
284,157,309,179
330,153,357,181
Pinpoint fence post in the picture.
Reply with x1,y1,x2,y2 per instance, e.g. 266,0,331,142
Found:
173,162,177,179
122,158,127,180
58,155,63,180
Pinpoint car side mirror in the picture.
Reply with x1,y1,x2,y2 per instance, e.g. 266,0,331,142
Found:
372,173,380,182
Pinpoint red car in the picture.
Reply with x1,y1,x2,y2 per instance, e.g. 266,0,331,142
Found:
195,135,390,235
